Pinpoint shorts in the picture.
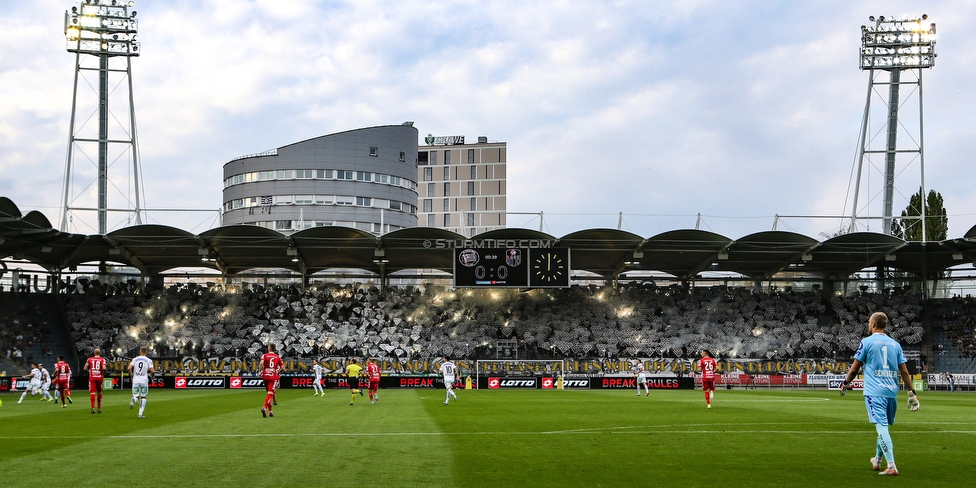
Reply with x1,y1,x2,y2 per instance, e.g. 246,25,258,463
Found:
347,377,361,390
702,379,715,391
41,381,52,391
132,383,149,397
443,376,455,389
263,377,279,393
637,373,647,383
865,395,897,426
369,379,380,390
89,379,103,393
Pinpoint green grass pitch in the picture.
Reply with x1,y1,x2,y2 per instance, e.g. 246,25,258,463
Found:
1,387,973,487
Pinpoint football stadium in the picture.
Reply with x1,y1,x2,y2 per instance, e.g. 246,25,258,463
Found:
2,2,975,488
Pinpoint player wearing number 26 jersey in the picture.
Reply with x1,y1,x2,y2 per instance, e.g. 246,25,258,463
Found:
366,359,381,404
85,349,108,413
259,344,284,418
699,349,717,408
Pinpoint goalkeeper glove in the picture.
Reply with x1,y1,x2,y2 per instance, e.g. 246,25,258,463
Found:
908,390,920,411
839,381,847,396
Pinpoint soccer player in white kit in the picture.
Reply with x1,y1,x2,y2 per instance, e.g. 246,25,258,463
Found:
635,361,651,397
311,359,325,397
18,364,43,403
439,357,458,405
128,347,155,418
39,364,55,402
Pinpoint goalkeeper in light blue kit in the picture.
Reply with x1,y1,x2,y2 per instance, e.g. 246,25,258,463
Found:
840,312,919,477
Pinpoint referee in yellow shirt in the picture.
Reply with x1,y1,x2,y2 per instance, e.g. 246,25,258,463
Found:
345,358,364,405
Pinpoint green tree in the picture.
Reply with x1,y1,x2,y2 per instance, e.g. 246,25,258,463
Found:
892,188,948,242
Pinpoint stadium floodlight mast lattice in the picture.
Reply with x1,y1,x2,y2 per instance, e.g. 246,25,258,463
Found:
848,15,936,238
60,0,143,234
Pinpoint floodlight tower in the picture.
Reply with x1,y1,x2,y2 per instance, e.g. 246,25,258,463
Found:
60,0,143,234
849,15,936,238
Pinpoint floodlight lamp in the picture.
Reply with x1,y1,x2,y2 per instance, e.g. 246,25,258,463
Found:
922,14,928,20
869,16,875,22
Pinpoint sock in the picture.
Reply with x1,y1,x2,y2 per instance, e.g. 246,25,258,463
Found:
97,393,102,408
90,393,96,408
264,393,273,409
875,424,895,466
19,391,27,402
452,391,457,399
875,439,883,462
139,398,146,415
445,391,451,402
705,391,710,405
351,393,355,404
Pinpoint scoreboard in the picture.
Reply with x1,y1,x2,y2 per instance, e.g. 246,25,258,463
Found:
453,247,570,288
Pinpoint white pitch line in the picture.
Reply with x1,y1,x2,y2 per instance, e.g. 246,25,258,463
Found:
2,426,974,440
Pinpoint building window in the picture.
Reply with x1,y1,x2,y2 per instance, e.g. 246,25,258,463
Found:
427,183,435,196
390,201,402,211
275,220,293,230
369,146,378,157
376,174,388,183
467,181,475,195
427,214,435,227
275,195,294,205
276,170,292,179
337,170,354,180
418,151,429,165
468,149,474,164
444,150,451,164
400,151,406,162
390,176,401,186
423,199,432,212
470,197,477,210
467,213,475,227
443,182,451,196
356,197,372,206
336,195,354,206
443,166,450,180
315,195,333,204
296,170,313,179
295,195,313,204
443,199,450,212
357,171,372,181
423,167,432,181
470,165,477,180
444,214,451,227
316,169,330,179
430,151,437,165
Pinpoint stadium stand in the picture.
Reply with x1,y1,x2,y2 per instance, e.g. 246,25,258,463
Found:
58,282,928,364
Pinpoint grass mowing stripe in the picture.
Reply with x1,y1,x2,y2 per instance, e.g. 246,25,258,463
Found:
2,388,973,487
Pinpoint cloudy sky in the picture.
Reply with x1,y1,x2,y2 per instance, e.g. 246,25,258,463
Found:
2,0,974,240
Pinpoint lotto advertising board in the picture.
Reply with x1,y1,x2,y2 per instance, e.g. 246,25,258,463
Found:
540,377,590,389
174,376,226,389
482,377,539,389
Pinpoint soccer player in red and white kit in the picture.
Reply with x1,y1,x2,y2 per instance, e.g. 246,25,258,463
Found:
85,348,108,413
699,349,717,409
366,358,381,404
54,355,73,407
259,343,284,418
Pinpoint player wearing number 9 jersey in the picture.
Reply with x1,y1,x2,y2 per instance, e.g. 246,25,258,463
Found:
259,344,284,418
842,312,917,477
85,349,108,413
128,347,155,418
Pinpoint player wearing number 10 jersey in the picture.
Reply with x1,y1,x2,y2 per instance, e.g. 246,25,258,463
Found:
85,349,108,413
260,344,284,418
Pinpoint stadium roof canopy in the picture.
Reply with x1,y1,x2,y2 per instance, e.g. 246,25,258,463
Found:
3,197,976,281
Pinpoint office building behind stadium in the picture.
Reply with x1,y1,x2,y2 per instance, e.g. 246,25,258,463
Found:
418,135,506,236
222,124,419,235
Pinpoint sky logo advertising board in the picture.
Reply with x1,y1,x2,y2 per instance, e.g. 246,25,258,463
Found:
174,377,226,389
828,379,863,390
229,377,265,389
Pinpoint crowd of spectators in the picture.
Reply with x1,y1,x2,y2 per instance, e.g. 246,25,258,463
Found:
0,294,54,370
60,281,927,362
931,297,976,359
